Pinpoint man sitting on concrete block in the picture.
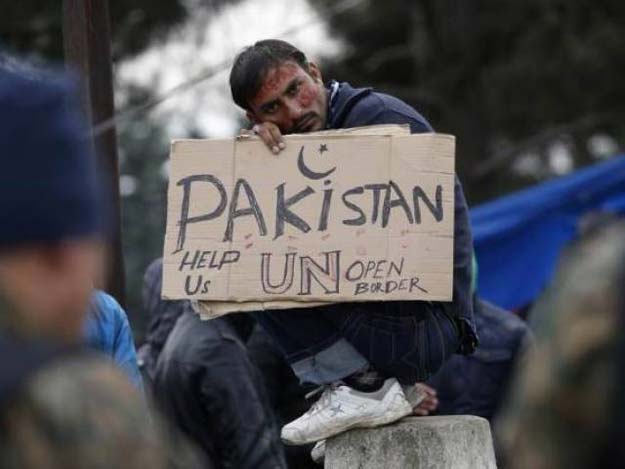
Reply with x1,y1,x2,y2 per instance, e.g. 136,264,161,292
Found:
229,39,478,445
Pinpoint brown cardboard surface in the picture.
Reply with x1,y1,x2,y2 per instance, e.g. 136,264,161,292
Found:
163,125,455,314
193,299,330,320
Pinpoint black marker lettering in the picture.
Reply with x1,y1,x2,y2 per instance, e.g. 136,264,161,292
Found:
373,260,387,279
208,251,220,269
385,280,399,293
318,187,333,231
175,175,227,253
275,184,314,240
409,277,428,293
299,251,340,295
196,251,210,269
382,181,413,227
364,184,388,225
260,252,296,294
185,275,206,295
345,260,365,281
223,178,267,242
220,250,241,268
178,250,199,271
341,186,366,226
389,258,404,277
413,185,443,223
364,260,376,278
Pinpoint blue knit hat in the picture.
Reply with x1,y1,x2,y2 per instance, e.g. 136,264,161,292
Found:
0,69,108,246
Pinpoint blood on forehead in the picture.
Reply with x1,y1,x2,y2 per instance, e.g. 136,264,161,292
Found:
255,62,304,101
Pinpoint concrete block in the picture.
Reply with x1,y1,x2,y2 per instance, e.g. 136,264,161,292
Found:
325,415,497,469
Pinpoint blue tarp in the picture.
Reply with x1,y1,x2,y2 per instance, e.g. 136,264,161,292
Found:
471,154,625,310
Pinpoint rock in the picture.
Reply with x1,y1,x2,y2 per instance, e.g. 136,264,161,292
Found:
325,415,497,468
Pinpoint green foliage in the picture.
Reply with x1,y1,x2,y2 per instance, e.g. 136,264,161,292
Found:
0,0,243,333
0,1,188,61
117,86,170,337
311,0,625,202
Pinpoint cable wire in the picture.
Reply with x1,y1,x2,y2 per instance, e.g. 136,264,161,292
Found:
93,0,366,137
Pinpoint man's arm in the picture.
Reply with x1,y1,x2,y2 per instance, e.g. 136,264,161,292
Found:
350,99,477,351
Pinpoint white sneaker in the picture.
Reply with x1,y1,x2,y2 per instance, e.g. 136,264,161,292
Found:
281,377,412,445
308,384,432,464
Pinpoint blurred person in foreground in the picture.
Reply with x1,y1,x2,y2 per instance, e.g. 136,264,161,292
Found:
229,39,476,446
497,217,625,469
0,68,204,468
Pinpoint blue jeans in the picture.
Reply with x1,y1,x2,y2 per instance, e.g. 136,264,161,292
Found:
255,301,460,386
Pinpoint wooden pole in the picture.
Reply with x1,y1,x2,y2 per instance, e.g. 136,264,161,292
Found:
62,0,126,304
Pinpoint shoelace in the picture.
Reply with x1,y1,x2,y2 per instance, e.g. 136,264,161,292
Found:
304,385,326,400
303,383,341,415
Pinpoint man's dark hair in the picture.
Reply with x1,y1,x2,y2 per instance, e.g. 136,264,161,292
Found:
229,39,308,111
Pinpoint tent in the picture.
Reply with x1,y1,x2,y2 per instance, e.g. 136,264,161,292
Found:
470,154,625,310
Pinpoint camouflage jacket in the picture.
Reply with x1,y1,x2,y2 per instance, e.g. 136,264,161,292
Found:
497,220,625,469
0,297,207,469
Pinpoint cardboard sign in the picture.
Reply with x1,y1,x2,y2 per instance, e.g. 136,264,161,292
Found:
162,125,455,311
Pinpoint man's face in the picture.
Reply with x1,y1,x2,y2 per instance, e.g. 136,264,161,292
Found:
246,61,328,134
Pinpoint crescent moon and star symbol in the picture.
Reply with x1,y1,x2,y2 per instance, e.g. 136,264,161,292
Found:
297,143,336,180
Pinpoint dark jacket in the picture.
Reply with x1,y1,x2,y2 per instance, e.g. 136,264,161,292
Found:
427,297,532,420
154,311,287,469
137,258,188,382
325,81,478,353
